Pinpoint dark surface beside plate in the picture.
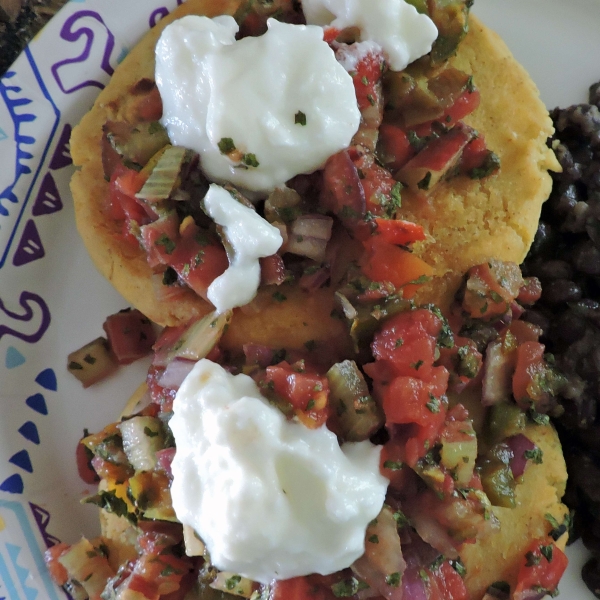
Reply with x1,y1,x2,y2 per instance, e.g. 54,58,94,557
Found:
0,0,68,76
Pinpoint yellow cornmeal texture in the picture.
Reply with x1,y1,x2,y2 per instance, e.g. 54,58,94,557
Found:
410,17,560,311
462,424,568,598
70,2,558,327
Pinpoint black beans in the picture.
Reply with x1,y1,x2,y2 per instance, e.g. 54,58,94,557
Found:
542,279,582,304
522,81,600,597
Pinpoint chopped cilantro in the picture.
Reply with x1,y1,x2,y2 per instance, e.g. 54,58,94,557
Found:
368,534,379,544
218,137,236,154
242,153,260,168
225,575,242,590
524,447,543,464
272,291,287,302
385,572,401,587
155,234,175,255
295,111,307,126
144,427,159,438
383,460,403,471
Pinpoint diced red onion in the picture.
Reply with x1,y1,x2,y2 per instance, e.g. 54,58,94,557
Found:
400,567,428,600
156,447,176,478
481,339,514,406
505,434,536,478
511,301,525,320
290,214,333,241
243,343,276,368
299,266,330,291
157,358,196,389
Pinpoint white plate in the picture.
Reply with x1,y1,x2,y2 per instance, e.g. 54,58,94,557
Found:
0,0,598,598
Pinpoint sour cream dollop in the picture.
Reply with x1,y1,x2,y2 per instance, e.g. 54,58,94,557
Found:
170,359,389,583
301,0,438,71
204,184,283,313
155,16,361,194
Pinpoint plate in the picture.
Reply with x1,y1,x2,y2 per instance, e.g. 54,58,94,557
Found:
0,0,598,598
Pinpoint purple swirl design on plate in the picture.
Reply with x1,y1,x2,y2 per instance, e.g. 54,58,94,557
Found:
51,10,116,94
0,291,50,344
149,0,185,28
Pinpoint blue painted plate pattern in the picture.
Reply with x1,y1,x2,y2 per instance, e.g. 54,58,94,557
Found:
0,1,180,598
1,0,600,598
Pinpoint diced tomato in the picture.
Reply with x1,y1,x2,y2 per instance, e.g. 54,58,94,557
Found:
373,218,426,246
382,368,449,427
108,168,150,245
140,215,181,268
260,254,287,286
462,260,523,319
133,86,163,122
103,308,156,365
166,230,229,301
44,543,70,586
323,27,341,44
320,150,366,226
361,237,434,298
351,51,385,111
265,361,329,428
442,88,481,126
378,124,416,171
512,341,559,410
428,561,468,600
518,276,543,305
353,152,398,217
76,438,100,485
397,123,475,192
271,576,333,600
513,540,568,600
459,135,488,173
372,309,442,380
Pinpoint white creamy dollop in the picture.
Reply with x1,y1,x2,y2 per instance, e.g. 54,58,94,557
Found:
204,184,283,313
155,16,361,194
301,0,438,71
170,359,388,583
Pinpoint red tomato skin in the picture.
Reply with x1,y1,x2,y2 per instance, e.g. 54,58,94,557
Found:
429,562,468,600
373,218,426,246
44,543,70,586
513,541,568,599
271,577,333,600
378,124,416,171
351,51,384,111
512,341,547,406
265,363,329,411
371,308,443,380
76,439,100,485
361,237,434,298
103,309,156,365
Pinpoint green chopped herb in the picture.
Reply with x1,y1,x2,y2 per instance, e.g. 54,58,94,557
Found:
368,534,379,544
306,400,315,410
466,75,475,93
411,360,424,370
524,447,543,464
367,94,376,106
385,572,401,587
218,137,236,154
272,291,287,302
540,544,553,562
528,409,550,426
83,354,96,365
426,394,441,413
331,577,369,597
525,551,541,567
69,361,83,371
393,510,409,527
395,338,404,348
304,340,317,351
295,111,307,126
242,153,260,168
390,182,403,209
144,426,159,438
417,172,432,190
225,575,242,590
361,75,369,85
383,460,403,471
155,234,175,255
450,558,467,578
